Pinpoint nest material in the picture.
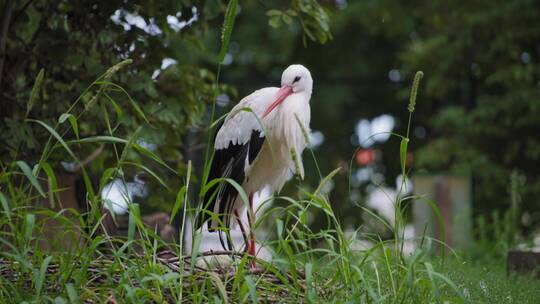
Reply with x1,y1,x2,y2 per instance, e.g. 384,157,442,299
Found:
0,249,307,302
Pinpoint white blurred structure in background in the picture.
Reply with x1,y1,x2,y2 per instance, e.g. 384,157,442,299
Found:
101,175,148,215
355,114,395,148
366,174,413,226
352,174,417,256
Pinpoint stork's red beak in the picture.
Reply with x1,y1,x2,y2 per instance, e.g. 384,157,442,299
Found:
262,85,293,118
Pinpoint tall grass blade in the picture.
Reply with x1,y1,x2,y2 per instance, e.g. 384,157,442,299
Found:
399,138,408,174
27,119,78,161
0,192,11,221
244,276,258,304
190,233,202,273
16,160,46,198
34,255,53,297
208,272,228,303
171,160,191,222
65,283,78,302
128,203,140,246
95,81,148,123
171,185,187,223
58,113,79,140
24,213,35,243
41,162,58,208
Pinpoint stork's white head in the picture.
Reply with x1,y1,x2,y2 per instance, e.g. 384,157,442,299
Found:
281,64,313,94
263,64,313,118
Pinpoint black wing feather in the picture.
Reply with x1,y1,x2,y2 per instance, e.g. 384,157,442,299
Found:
196,129,265,237
249,131,266,164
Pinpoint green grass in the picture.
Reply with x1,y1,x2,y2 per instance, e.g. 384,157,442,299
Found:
437,255,540,303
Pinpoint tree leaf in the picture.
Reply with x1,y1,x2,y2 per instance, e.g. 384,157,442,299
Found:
268,16,281,28
266,9,282,16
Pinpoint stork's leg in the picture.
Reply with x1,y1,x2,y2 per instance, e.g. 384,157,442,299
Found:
247,193,257,268
234,209,249,253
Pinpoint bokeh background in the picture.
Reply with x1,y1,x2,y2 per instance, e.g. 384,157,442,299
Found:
2,0,539,249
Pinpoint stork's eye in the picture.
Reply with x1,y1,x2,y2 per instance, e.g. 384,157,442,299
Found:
293,76,301,83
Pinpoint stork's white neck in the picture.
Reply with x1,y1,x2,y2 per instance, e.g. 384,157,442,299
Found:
261,88,311,179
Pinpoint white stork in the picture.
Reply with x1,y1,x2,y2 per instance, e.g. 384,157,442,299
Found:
197,64,313,259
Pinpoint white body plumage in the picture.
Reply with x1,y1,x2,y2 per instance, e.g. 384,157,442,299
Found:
203,64,313,233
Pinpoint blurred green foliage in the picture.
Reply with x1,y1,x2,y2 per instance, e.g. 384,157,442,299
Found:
385,0,540,228
1,0,231,211
0,0,331,211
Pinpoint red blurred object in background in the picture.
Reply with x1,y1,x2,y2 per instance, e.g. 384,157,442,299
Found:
407,152,414,166
356,149,376,166
355,149,413,167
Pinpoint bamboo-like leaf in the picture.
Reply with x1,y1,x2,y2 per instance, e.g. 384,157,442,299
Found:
59,113,79,140
27,119,78,161
276,218,284,237
16,160,46,198
99,167,118,191
128,203,140,245
170,186,187,224
104,92,124,121
121,161,169,190
218,0,238,63
133,143,177,174
27,68,45,116
208,272,228,303
244,276,258,304
0,192,11,221
35,256,53,296
400,138,409,174
305,261,313,289
96,81,148,123
65,284,78,302
232,255,249,293
24,213,35,242
190,233,202,272
67,135,127,145
42,162,58,208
